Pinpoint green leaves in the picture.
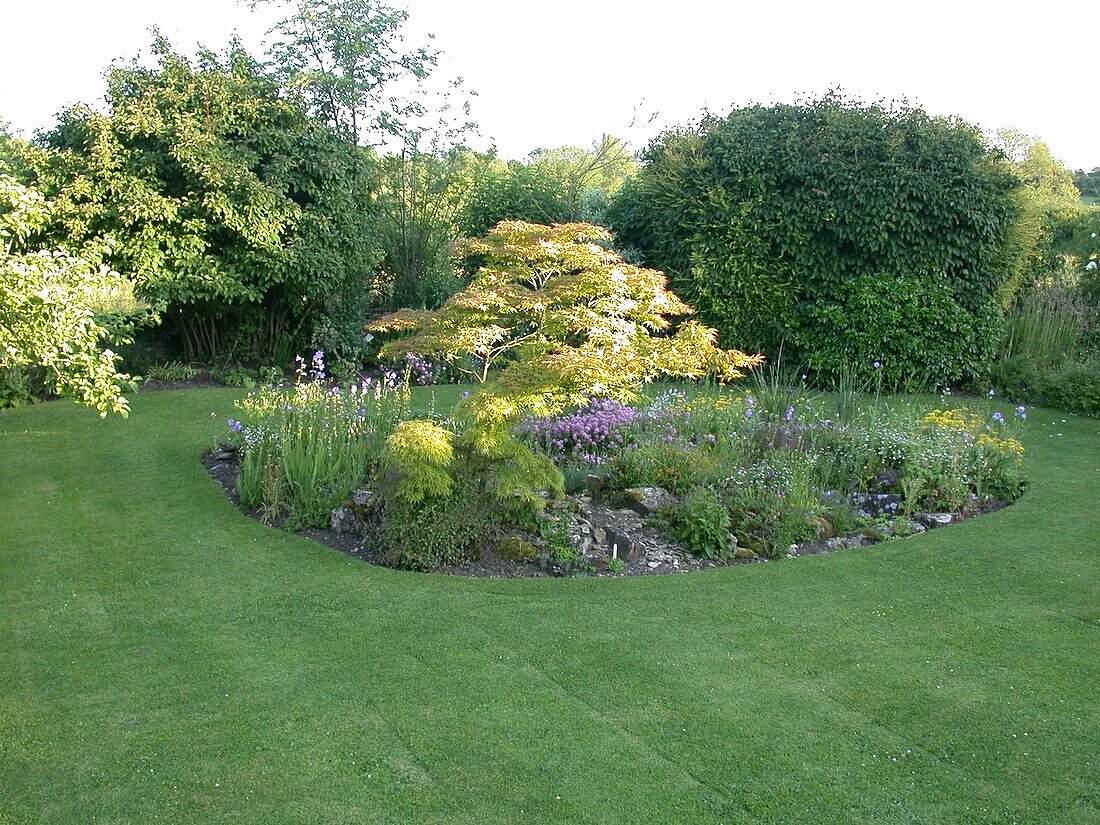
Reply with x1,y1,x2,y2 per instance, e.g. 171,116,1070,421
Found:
611,96,1021,384
1,173,133,415
370,220,761,510
13,38,384,363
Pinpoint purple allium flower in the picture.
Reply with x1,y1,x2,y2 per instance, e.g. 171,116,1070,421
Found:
461,391,471,399
1015,405,1027,420
227,418,242,432
992,411,1004,424
745,408,754,419
784,405,795,422
873,360,882,370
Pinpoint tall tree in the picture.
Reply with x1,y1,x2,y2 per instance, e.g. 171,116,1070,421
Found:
255,0,441,147
15,37,384,366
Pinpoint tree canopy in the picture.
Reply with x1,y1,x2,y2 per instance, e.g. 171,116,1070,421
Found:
11,37,384,365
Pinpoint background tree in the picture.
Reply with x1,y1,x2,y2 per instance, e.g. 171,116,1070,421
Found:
11,38,384,370
994,130,1086,303
255,0,439,146
1073,168,1100,200
461,137,635,237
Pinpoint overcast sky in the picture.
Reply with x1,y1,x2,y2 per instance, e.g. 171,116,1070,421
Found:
2,0,1097,170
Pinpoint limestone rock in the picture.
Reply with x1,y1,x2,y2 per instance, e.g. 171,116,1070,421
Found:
622,487,679,517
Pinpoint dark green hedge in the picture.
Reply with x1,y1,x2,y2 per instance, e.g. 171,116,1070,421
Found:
609,96,1022,387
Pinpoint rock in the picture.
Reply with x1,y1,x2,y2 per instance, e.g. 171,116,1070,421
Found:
851,492,902,519
593,527,607,545
604,509,646,561
584,474,605,495
330,489,374,536
647,560,661,569
733,545,758,560
568,530,594,557
919,512,954,528
350,489,374,508
330,505,366,535
214,448,236,462
622,487,679,517
869,469,902,492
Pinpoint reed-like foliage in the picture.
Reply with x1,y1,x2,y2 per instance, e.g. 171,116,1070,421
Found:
1002,279,1086,364
229,354,410,526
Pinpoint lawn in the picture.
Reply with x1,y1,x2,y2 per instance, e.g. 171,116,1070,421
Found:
1,388,1097,824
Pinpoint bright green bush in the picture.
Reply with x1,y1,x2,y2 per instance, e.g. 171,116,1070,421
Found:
1,171,134,415
381,420,456,504
792,272,1001,389
609,96,1021,383
371,221,759,514
989,341,1100,418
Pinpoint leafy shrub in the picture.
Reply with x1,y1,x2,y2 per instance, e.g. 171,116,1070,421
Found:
145,361,200,383
496,535,538,562
1,171,134,415
605,556,626,574
14,38,384,366
378,481,494,571
605,443,716,495
668,486,733,560
210,363,258,389
1035,359,1100,416
382,420,455,504
610,96,1020,380
0,366,44,409
538,520,583,574
793,273,1001,390
720,454,820,557
371,221,760,513
989,355,1100,417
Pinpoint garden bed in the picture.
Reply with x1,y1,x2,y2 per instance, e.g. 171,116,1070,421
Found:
203,411,1014,580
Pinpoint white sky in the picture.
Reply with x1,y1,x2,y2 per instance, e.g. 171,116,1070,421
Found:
1,0,1097,170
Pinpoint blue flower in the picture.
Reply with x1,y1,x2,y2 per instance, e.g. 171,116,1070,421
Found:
992,412,1004,424
227,419,242,432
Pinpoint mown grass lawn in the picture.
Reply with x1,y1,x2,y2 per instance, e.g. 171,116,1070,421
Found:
1,388,1097,824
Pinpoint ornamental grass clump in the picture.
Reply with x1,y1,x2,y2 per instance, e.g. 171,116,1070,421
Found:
229,352,410,526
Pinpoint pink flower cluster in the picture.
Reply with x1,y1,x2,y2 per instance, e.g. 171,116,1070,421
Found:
518,399,638,463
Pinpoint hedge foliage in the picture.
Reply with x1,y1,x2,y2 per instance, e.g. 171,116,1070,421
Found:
609,96,1023,387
